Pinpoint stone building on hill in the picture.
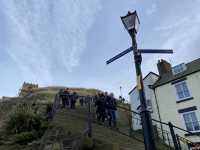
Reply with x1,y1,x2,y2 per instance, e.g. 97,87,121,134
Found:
19,82,39,97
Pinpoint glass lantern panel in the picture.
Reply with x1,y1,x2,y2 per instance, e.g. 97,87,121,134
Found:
122,14,136,30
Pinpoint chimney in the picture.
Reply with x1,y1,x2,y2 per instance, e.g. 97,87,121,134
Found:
157,59,172,76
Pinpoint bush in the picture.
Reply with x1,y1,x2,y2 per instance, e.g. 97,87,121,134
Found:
6,103,44,134
14,132,36,145
5,103,49,144
7,112,41,134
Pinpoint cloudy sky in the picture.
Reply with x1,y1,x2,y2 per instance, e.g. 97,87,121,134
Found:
0,0,200,99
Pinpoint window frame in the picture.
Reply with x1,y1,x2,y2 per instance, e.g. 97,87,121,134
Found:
174,80,192,101
182,111,200,132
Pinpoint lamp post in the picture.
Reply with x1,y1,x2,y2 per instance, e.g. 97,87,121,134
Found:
121,11,156,150
120,86,122,98
106,10,173,150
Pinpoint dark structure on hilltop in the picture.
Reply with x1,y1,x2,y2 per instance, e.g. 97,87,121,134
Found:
19,82,39,97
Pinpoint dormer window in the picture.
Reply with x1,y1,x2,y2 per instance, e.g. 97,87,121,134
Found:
172,63,187,75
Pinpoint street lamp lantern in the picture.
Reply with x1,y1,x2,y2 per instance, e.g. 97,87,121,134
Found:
121,11,140,34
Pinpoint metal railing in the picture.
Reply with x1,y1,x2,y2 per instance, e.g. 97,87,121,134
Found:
117,105,200,150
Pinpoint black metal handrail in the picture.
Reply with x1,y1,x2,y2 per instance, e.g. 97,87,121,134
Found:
116,105,200,150
117,105,200,137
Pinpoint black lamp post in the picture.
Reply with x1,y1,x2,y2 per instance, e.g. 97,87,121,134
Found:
120,86,122,98
121,11,156,150
106,10,173,150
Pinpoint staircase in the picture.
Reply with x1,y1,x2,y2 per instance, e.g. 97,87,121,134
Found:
41,100,172,150
49,106,145,150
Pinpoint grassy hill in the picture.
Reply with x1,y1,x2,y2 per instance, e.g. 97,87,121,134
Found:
0,86,102,127
0,86,169,150
0,86,103,150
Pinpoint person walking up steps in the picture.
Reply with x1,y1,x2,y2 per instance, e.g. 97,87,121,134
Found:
59,89,66,108
95,94,101,122
105,93,112,127
71,92,77,109
109,93,117,128
64,89,70,107
105,93,117,128
79,98,84,106
95,94,106,124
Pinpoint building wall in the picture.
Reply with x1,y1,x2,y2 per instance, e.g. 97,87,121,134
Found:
155,71,200,142
130,73,159,130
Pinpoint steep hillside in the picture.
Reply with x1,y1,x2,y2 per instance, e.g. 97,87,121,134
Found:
40,106,145,150
0,86,103,150
0,86,102,127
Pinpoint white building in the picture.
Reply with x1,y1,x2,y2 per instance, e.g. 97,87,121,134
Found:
129,58,200,149
153,58,200,149
129,72,159,130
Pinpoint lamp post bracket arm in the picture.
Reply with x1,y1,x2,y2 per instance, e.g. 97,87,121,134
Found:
106,47,133,65
138,49,173,54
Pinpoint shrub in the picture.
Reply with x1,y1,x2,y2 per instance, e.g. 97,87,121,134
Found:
5,103,49,144
6,104,42,134
14,131,36,145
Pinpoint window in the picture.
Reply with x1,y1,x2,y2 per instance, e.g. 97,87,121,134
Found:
183,111,200,132
172,63,187,75
175,81,191,100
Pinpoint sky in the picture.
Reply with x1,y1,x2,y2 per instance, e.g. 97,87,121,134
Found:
0,0,200,100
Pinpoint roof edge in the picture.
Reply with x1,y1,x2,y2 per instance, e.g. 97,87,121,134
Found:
152,69,200,89
128,72,159,95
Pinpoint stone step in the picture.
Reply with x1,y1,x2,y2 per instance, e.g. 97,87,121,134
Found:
62,139,75,150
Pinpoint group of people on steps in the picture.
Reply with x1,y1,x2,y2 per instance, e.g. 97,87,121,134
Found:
94,92,117,128
57,89,118,128
59,89,78,109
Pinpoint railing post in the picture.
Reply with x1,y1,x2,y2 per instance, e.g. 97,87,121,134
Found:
176,134,182,150
166,132,171,149
168,122,180,150
159,121,165,142
154,125,159,140
88,97,92,138
128,109,133,136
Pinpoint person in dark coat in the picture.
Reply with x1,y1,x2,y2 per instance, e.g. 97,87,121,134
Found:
106,93,117,127
105,94,112,127
95,94,106,123
71,92,77,109
63,89,70,107
79,98,84,106
95,94,101,121
59,89,66,108
109,93,117,127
